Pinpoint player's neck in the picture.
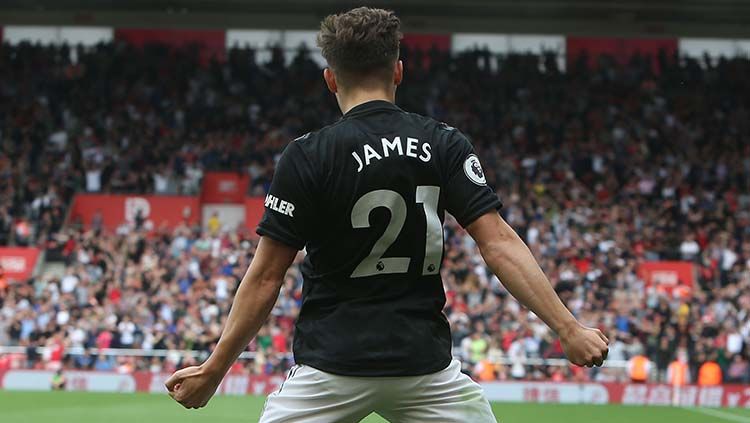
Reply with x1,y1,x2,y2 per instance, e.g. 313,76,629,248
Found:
337,89,395,115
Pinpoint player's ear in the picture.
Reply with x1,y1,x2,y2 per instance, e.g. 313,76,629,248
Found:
394,60,403,86
323,68,338,94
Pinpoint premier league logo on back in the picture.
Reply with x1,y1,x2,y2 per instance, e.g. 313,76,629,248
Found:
463,154,487,186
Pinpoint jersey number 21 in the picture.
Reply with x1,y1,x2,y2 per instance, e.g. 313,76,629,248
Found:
350,186,442,278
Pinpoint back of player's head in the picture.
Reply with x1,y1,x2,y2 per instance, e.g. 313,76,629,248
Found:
317,7,402,90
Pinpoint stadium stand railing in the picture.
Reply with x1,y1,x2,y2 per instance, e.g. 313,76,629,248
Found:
0,346,628,368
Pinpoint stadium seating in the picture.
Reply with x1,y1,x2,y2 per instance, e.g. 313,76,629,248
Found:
1,41,749,384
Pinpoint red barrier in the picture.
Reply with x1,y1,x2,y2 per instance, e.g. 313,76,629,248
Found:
69,194,267,232
2,368,749,407
115,29,225,63
608,383,750,407
480,381,750,407
69,194,200,231
0,247,40,282
637,261,695,296
245,197,265,231
402,33,451,52
0,369,283,395
202,172,250,204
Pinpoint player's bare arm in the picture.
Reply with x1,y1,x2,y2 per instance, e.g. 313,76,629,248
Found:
466,211,609,368
165,236,297,409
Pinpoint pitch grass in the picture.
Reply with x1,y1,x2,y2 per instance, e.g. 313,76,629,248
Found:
2,391,750,423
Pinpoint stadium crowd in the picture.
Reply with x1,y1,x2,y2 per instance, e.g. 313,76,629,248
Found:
1,40,750,384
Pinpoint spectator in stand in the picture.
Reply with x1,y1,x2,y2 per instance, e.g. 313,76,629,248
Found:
668,352,691,387
14,218,32,246
51,369,66,390
117,316,137,348
474,357,498,382
207,212,221,237
507,334,527,380
0,266,7,293
94,354,115,371
726,355,750,384
654,337,673,382
697,352,723,386
627,354,652,383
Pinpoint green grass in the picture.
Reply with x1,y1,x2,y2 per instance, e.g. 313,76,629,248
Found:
2,391,750,422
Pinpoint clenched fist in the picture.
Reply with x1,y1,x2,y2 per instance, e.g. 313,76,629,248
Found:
559,323,609,367
165,365,223,409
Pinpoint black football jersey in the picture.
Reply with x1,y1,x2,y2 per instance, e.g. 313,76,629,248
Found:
256,100,502,376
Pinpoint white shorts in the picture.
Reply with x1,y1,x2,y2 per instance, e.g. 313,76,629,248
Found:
259,359,496,423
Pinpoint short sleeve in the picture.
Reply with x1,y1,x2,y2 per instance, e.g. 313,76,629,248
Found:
256,141,316,249
442,130,502,227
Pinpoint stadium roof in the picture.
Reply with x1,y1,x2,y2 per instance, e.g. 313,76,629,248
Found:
1,0,750,38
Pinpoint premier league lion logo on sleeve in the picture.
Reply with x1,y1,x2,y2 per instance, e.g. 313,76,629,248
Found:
463,154,487,185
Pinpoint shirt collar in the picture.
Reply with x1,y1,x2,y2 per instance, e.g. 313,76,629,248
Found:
342,100,402,119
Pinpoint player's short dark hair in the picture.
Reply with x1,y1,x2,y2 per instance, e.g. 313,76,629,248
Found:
317,7,402,89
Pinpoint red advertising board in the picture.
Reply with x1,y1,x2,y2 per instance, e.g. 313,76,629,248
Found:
202,172,250,204
481,381,750,408
0,247,40,282
114,29,226,63
1,369,749,409
245,197,266,231
637,261,695,295
607,383,750,407
0,369,283,395
402,33,451,52
401,33,451,69
0,369,136,392
69,194,200,231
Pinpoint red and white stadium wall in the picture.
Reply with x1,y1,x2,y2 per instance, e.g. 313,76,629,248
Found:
66,194,262,233
0,368,748,408
68,194,201,231
0,247,40,282
2,25,750,63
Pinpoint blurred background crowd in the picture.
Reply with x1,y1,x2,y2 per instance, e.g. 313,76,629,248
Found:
1,40,750,384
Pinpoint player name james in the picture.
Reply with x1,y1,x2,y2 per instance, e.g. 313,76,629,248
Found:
352,136,432,172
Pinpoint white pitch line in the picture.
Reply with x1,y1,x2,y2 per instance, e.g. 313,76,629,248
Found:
684,407,750,423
